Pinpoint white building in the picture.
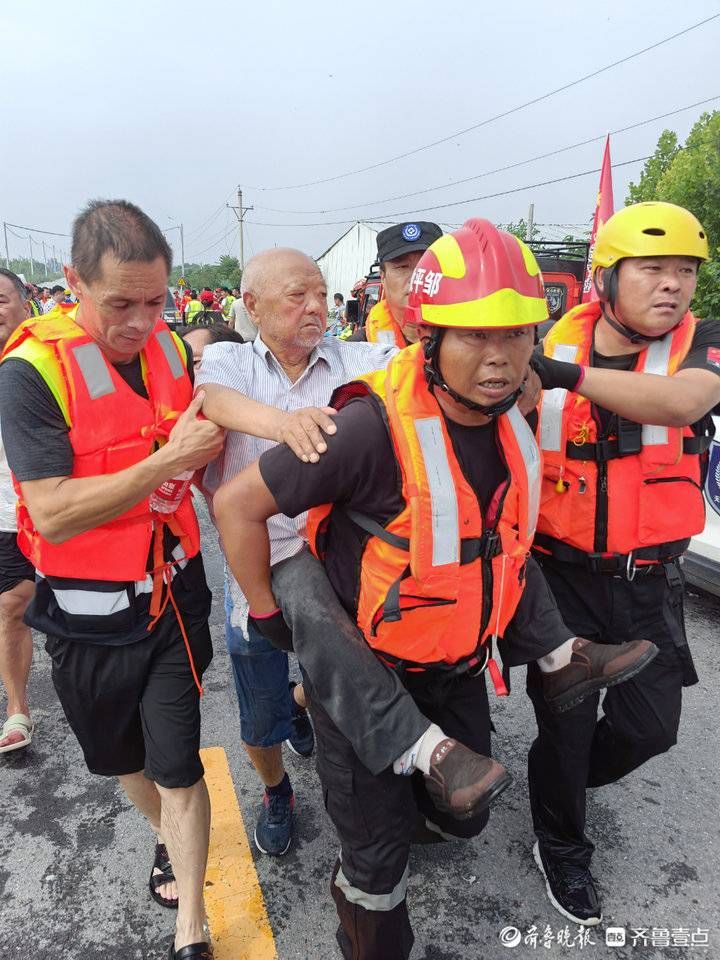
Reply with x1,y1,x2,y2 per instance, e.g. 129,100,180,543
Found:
316,222,378,302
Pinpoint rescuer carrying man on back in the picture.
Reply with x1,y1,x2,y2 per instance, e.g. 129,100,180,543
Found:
213,220,657,959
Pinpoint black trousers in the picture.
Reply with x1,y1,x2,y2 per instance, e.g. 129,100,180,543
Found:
527,555,697,869
304,667,493,960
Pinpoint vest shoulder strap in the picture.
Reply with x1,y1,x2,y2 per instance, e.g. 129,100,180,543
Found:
5,335,71,424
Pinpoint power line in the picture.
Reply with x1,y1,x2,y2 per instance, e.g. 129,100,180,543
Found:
3,220,69,237
246,155,649,227
253,95,719,215
194,223,239,260
242,13,719,192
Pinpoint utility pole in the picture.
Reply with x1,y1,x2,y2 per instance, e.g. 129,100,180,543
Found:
526,203,535,242
3,222,9,269
42,240,48,278
180,223,185,280
29,236,35,279
228,186,253,270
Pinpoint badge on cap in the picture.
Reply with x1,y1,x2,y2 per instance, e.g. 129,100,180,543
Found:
402,223,422,242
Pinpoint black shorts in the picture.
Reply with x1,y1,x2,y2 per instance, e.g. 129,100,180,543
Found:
0,530,35,595
45,608,213,788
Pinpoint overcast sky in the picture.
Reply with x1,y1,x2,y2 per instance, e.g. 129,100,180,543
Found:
2,0,718,271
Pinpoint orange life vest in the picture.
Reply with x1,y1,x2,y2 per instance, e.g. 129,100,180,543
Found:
306,343,541,667
2,310,200,581
536,301,706,558
365,300,408,348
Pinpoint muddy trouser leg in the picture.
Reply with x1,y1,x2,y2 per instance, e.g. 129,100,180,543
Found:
271,548,430,775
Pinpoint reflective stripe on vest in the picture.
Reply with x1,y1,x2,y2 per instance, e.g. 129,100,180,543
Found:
641,336,673,447
156,329,186,380
38,545,189,616
72,342,116,399
506,402,542,540
414,416,459,567
375,329,398,346
539,343,579,453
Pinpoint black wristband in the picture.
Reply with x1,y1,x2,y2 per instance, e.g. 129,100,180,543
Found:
248,609,294,652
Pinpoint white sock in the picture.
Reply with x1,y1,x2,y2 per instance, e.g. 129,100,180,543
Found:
537,637,579,673
393,723,447,776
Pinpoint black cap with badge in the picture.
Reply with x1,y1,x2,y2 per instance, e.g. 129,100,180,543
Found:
376,221,443,264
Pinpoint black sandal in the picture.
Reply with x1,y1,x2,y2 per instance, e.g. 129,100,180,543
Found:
168,942,213,959
149,842,178,909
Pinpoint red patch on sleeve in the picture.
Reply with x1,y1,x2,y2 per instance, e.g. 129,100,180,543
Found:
707,347,720,369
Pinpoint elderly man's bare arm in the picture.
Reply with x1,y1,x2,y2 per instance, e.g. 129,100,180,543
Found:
199,382,338,463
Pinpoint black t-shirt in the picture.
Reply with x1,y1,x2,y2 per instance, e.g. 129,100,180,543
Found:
259,394,530,616
0,337,210,644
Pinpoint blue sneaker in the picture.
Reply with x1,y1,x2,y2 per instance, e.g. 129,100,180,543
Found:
254,789,295,856
286,682,315,758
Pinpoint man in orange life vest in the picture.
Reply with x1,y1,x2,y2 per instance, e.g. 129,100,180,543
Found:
0,200,225,960
213,221,656,960
527,202,720,926
351,221,443,347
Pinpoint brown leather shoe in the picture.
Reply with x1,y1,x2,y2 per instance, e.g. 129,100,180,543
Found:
542,638,658,714
424,739,512,821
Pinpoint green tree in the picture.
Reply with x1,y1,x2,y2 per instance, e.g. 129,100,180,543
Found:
626,129,679,205
501,218,539,241
624,111,720,317
169,256,242,292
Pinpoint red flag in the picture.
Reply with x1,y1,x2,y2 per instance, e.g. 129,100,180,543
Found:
582,135,615,302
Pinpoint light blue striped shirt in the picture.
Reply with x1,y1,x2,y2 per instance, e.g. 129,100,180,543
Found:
197,333,397,567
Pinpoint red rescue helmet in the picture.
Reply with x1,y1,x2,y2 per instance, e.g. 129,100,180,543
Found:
405,218,548,329
199,291,215,306
407,219,547,418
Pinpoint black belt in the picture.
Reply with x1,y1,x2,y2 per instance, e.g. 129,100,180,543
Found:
533,533,688,578
566,434,710,463
377,641,490,679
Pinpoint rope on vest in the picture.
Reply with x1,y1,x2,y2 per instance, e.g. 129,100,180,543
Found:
147,519,204,697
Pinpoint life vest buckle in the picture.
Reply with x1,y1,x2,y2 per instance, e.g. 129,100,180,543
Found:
481,530,501,560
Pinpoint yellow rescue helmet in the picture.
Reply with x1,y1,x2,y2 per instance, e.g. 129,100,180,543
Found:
593,202,709,270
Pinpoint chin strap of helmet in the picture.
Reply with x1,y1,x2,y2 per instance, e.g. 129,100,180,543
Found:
595,265,678,345
422,329,522,418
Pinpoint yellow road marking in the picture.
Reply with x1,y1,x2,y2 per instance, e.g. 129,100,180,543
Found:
201,746,278,960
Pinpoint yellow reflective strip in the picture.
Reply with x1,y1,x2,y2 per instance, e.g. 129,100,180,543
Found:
429,234,466,278
3,338,71,425
201,747,277,959
421,287,548,327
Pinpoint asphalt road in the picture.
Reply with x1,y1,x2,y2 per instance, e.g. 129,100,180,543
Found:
2,506,719,959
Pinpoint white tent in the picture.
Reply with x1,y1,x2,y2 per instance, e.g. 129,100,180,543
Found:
316,222,378,303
